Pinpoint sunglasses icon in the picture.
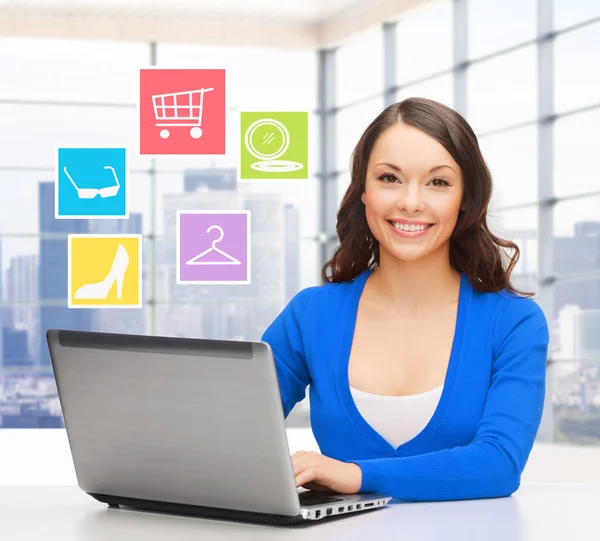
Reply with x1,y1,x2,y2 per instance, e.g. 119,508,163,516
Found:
63,165,120,199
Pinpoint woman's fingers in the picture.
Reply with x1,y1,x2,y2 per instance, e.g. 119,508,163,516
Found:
293,462,305,475
293,458,316,485
293,457,314,476
292,451,331,490
295,468,315,487
291,450,311,475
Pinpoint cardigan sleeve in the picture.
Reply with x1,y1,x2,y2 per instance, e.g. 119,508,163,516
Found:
348,295,550,501
260,287,318,419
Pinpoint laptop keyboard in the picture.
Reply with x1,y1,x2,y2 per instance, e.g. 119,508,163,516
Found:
298,492,345,507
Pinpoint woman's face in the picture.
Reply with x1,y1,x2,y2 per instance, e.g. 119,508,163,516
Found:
361,121,464,263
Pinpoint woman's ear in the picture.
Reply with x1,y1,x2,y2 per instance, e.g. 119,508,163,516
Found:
361,191,365,205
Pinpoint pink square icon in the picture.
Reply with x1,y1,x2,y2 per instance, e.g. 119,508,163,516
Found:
139,68,226,156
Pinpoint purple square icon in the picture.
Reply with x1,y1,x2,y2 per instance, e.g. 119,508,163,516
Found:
177,211,251,284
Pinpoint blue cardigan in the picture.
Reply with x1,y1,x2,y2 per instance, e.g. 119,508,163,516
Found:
261,268,550,502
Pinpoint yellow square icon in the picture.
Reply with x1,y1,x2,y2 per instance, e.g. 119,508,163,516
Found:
68,235,142,308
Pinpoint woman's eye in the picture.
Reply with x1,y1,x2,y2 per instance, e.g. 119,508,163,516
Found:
377,174,449,186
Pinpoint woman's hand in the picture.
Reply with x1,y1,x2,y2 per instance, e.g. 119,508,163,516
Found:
291,450,362,494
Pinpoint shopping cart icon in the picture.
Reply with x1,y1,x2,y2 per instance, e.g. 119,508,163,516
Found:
152,88,214,140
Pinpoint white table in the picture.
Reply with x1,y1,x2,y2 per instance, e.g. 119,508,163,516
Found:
2,429,600,485
0,483,598,541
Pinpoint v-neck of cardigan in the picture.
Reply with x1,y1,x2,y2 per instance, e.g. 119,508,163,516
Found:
337,268,472,457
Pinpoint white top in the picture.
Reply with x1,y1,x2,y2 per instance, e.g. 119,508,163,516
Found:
349,384,444,448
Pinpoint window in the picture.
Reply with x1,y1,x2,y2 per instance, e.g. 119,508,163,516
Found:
155,110,321,177
478,125,538,208
0,38,321,430
554,108,600,198
154,238,319,340
396,73,453,108
157,43,317,111
155,170,319,237
468,0,537,60
554,0,600,31
337,173,351,210
488,205,539,277
467,45,537,133
396,0,453,83
335,28,384,106
336,96,384,172
0,229,151,375
0,103,150,172
154,45,318,174
0,170,151,235
0,37,149,103
554,21,600,114
554,196,600,275
552,277,600,445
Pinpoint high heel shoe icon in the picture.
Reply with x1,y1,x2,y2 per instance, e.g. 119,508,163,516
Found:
74,244,129,300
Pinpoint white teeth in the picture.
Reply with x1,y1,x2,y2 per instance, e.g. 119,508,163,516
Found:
391,222,429,232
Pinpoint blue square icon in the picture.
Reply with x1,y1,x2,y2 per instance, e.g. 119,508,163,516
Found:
56,147,128,219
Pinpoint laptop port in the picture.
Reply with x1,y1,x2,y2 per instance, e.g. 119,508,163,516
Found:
364,502,374,508
315,510,321,519
348,505,354,511
338,507,345,512
326,508,333,516
356,504,362,510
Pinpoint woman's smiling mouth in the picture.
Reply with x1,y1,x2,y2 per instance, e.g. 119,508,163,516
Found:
387,219,434,238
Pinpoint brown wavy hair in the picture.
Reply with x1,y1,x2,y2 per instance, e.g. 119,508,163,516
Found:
321,97,532,297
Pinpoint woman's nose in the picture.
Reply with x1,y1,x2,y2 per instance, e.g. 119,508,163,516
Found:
397,184,424,213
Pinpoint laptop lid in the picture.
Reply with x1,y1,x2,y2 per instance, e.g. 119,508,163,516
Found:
47,329,301,517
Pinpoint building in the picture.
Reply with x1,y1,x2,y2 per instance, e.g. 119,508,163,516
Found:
0,237,3,384
88,214,143,236
556,305,600,362
160,187,246,339
184,168,237,192
497,221,600,320
2,328,29,366
183,167,300,311
284,203,300,303
161,176,287,341
554,222,600,318
88,214,145,336
553,305,600,412
243,191,286,339
4,255,38,360
38,181,92,369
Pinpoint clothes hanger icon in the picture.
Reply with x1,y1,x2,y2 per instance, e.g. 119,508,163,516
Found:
185,224,241,266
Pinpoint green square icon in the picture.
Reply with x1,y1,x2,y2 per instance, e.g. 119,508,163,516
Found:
239,111,309,180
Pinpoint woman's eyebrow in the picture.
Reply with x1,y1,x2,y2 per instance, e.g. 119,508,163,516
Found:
376,162,456,174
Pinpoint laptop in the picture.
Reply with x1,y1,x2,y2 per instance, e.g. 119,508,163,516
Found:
46,329,392,525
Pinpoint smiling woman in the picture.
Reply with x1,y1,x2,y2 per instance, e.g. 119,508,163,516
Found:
261,97,550,502
325,97,530,297
362,129,463,261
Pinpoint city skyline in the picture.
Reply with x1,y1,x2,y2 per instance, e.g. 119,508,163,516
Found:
0,167,303,427
0,167,599,429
